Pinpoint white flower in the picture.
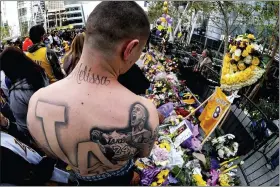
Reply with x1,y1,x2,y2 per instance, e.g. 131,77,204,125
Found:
240,161,244,165
218,149,225,158
244,55,252,64
159,94,165,100
212,138,218,145
234,49,242,57
236,37,243,41
217,137,226,143
226,134,235,139
252,43,260,51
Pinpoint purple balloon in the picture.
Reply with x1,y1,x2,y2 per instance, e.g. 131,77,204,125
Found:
162,14,167,18
156,30,161,36
168,18,173,24
166,17,171,22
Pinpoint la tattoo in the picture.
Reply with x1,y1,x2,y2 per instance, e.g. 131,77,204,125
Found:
35,101,158,176
68,63,110,85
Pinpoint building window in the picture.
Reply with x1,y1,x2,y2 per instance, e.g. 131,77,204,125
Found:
18,8,27,17
66,7,81,12
68,19,83,24
66,13,82,18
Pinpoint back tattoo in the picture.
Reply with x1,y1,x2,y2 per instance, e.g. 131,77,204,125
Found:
34,101,158,175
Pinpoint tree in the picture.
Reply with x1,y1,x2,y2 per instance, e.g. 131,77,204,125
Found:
0,25,11,40
206,1,255,55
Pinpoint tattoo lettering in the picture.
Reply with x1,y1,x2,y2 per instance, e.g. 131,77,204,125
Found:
35,101,158,176
68,63,110,85
36,101,73,164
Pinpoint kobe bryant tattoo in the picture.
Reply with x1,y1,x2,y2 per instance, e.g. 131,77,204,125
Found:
35,101,158,176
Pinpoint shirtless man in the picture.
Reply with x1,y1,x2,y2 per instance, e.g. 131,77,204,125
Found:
27,2,159,185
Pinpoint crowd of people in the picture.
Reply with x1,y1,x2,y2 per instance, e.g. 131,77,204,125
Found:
0,2,216,186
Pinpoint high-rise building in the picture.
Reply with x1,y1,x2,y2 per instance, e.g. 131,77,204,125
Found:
1,1,8,25
46,1,65,11
17,1,33,36
64,3,85,28
64,0,79,5
32,1,46,26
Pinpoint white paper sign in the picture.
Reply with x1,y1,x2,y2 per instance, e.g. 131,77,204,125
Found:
169,121,193,148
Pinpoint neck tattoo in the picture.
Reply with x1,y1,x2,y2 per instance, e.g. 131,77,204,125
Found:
68,63,110,86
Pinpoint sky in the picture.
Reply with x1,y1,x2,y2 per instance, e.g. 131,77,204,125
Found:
2,1,148,37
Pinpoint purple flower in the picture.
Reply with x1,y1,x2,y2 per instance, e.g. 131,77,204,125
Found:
208,169,220,186
210,157,220,170
153,147,169,161
168,174,179,184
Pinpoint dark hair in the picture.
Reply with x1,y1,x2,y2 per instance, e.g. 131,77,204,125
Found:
29,24,46,44
0,47,47,92
85,1,150,54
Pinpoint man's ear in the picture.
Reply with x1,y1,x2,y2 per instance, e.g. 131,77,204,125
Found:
123,39,139,61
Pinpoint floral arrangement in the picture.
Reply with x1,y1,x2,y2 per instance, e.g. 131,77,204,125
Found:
162,58,179,73
211,134,239,160
220,33,265,91
135,47,244,186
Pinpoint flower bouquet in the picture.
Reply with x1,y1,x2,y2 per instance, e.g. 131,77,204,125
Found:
211,134,239,160
220,34,265,91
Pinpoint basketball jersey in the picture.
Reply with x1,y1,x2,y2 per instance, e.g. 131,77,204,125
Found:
0,131,69,183
26,47,57,83
199,87,230,135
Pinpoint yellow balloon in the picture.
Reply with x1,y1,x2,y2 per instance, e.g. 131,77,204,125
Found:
160,17,166,22
157,25,164,31
163,1,168,7
163,7,168,13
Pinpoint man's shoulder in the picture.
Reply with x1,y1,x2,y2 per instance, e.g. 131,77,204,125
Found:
137,96,159,125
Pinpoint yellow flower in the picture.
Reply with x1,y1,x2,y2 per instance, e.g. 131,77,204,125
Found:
151,182,158,186
157,178,165,184
239,42,245,48
232,64,238,72
230,45,237,53
247,34,255,40
242,49,250,57
238,62,246,71
159,142,171,151
246,45,254,53
193,174,207,186
252,57,260,66
233,55,240,62
241,38,249,43
219,174,230,186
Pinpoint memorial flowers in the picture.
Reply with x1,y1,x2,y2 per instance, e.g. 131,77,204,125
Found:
220,34,265,91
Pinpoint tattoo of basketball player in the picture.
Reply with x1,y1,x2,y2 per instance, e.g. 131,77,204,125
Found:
90,103,158,163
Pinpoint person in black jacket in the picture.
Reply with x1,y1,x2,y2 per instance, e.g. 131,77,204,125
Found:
118,64,150,95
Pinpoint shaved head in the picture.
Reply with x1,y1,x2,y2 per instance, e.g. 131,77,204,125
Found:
85,1,150,55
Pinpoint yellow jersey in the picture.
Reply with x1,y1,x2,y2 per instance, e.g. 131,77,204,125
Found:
26,47,57,84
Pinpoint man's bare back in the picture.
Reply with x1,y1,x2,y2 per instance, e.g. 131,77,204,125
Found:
27,2,153,182
27,63,159,176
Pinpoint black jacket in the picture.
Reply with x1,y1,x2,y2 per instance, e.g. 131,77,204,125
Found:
118,64,150,95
